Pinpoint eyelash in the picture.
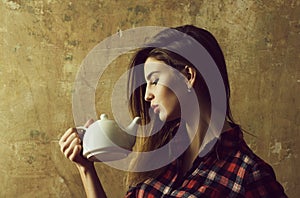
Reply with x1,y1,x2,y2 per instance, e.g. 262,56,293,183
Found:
150,79,159,85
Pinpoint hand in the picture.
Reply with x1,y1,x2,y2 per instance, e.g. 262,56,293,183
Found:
59,119,94,169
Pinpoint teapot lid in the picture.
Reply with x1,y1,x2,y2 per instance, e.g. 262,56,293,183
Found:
100,114,108,120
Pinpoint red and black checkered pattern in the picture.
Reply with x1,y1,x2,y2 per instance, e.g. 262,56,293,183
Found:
126,126,287,198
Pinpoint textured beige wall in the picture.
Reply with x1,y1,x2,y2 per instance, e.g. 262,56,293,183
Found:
0,0,299,197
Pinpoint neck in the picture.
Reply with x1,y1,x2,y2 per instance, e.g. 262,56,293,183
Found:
181,115,232,175
180,116,206,173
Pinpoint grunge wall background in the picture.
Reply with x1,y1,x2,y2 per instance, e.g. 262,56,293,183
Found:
0,0,299,197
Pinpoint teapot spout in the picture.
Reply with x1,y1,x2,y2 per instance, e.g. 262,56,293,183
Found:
126,117,141,136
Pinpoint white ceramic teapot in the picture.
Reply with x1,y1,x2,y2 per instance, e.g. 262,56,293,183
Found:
76,114,140,162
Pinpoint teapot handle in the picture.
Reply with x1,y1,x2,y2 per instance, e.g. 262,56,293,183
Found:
76,126,87,140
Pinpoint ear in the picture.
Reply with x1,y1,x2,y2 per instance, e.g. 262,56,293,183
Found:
184,65,197,89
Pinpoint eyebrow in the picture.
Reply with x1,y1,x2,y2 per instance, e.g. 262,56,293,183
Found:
146,71,160,81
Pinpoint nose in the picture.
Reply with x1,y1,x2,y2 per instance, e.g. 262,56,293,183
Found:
144,86,154,102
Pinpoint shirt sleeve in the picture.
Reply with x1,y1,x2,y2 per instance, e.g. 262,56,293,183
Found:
244,161,288,198
125,186,137,198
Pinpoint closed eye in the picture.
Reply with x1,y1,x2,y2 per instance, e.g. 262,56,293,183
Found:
150,78,159,85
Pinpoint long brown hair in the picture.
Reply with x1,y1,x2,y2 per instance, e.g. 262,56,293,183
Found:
126,25,236,186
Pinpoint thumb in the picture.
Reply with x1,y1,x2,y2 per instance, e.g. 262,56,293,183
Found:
84,118,95,128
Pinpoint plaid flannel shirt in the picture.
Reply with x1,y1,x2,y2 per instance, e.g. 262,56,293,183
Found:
126,126,287,197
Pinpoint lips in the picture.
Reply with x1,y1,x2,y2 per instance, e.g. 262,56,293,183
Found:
151,104,160,114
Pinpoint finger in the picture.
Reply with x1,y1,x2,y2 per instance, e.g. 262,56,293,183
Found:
64,137,81,159
59,128,76,146
84,119,95,128
66,131,80,144
61,132,78,153
69,145,82,161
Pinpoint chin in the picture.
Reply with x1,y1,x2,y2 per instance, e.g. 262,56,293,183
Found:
160,114,181,122
158,113,167,122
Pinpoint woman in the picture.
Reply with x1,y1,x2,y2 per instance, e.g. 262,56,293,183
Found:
59,25,287,197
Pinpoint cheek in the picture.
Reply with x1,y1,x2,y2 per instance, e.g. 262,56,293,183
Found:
163,89,180,110
162,83,184,104
155,86,181,121
159,86,176,100
162,77,187,97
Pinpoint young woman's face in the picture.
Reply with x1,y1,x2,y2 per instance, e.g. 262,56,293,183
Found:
144,57,187,122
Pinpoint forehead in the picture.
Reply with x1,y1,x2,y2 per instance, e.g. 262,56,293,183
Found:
144,58,174,78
